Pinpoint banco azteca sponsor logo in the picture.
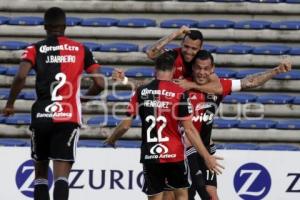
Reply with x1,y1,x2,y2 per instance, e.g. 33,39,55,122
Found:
36,102,72,119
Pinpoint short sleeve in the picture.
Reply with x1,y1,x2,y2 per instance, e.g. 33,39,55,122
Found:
126,90,138,118
84,46,100,73
178,91,193,118
220,79,233,97
21,45,36,66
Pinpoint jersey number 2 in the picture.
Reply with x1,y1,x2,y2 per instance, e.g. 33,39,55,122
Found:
51,72,67,101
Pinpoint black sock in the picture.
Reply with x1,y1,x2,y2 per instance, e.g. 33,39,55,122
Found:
53,177,69,200
34,179,50,200
186,148,210,200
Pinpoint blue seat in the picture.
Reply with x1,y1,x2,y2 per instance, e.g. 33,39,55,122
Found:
213,119,239,128
276,120,300,130
160,19,198,28
99,66,114,77
0,66,7,74
5,67,35,76
286,0,300,3
116,140,141,148
0,16,9,24
66,17,82,26
142,43,180,52
132,117,142,127
197,19,235,29
235,69,266,79
249,0,283,2
83,42,101,51
21,91,36,100
288,47,300,55
107,91,132,102
213,0,246,2
0,115,6,123
252,45,290,55
259,144,300,151
203,44,218,52
223,93,257,104
80,18,119,27
125,67,154,78
86,115,120,127
274,70,300,80
238,119,277,129
234,20,271,29
100,43,139,52
5,114,31,125
215,68,236,78
78,140,104,147
215,143,225,149
0,41,29,50
256,94,294,104
8,16,43,25
0,139,28,147
270,21,300,30
0,89,23,99
216,44,253,54
293,96,300,105
117,18,156,27
223,143,260,150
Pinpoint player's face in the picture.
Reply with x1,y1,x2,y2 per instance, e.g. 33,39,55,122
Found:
181,37,202,63
192,58,214,85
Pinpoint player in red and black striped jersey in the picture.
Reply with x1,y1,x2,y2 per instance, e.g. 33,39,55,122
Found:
185,50,292,200
105,51,223,200
3,7,105,200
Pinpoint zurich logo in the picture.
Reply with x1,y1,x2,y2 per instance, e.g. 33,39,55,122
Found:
234,163,271,200
15,159,53,198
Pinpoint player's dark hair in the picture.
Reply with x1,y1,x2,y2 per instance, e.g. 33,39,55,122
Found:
155,51,176,71
44,7,66,25
183,30,203,42
194,50,214,65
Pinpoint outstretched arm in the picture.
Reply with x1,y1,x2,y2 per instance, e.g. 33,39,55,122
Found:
146,26,190,60
3,61,32,116
241,59,292,89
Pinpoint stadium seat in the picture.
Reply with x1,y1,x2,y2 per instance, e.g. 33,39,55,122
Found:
80,17,119,27
125,67,155,78
273,70,300,80
83,42,101,51
8,16,43,25
0,115,6,123
235,69,266,79
213,119,240,128
21,91,36,100
5,67,35,76
215,68,236,78
0,139,28,147
117,18,156,27
203,44,218,52
252,45,290,55
0,16,9,24
238,119,277,129
234,20,272,29
0,89,23,99
131,117,142,127
142,43,180,52
99,66,114,77
288,47,300,55
0,41,29,50
286,0,300,3
66,17,83,26
215,143,225,149
223,143,260,150
5,114,31,125
160,19,198,28
259,144,300,151
100,43,139,52
216,44,253,54
86,115,120,127
78,140,104,147
197,19,235,29
107,91,132,102
213,0,246,2
256,94,294,104
114,140,141,148
249,0,283,3
270,21,300,30
276,120,300,130
223,93,257,104
0,66,7,74
293,96,300,104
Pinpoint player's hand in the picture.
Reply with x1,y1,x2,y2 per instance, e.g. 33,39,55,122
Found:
275,59,292,74
112,68,125,82
177,25,190,36
2,106,14,116
204,155,224,175
174,79,195,90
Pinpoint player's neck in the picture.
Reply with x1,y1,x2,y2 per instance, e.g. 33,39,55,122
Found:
156,71,173,81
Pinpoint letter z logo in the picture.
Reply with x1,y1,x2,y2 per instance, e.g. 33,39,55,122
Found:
234,163,271,200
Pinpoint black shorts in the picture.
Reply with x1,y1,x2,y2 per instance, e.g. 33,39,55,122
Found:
142,161,190,196
31,122,80,162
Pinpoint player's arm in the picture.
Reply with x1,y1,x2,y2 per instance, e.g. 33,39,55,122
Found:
182,120,224,174
241,59,292,89
146,26,190,60
104,117,133,147
3,61,32,116
111,68,148,90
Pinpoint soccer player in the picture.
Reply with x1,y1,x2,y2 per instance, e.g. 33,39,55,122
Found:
105,51,224,200
184,50,292,200
3,7,104,200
